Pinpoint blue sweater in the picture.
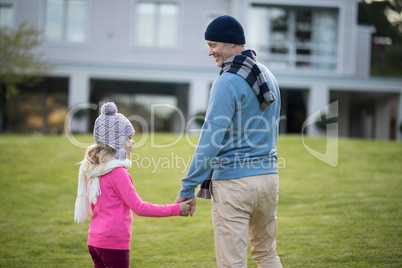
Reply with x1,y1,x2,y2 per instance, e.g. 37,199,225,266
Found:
179,62,281,198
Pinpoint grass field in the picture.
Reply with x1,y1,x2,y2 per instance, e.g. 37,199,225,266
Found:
0,134,401,267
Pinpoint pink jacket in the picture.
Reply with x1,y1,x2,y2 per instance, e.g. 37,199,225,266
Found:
87,167,180,250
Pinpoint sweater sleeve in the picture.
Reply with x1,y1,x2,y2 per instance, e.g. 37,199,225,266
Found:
179,76,237,198
112,168,180,217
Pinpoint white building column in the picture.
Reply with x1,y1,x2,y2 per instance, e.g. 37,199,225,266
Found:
68,72,90,133
187,78,211,132
188,78,210,116
374,99,391,140
374,98,391,140
305,84,330,137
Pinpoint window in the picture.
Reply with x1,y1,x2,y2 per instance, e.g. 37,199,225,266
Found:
0,4,13,28
248,5,338,71
45,0,87,43
134,2,179,48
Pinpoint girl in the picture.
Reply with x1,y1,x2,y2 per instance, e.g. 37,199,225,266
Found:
74,102,190,268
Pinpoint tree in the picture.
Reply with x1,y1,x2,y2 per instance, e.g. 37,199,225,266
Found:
358,0,402,77
0,21,53,133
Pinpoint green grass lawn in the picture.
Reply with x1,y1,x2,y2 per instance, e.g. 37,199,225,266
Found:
0,134,401,267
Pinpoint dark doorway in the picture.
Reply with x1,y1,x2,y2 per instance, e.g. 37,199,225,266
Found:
4,77,69,134
89,79,189,133
280,89,307,134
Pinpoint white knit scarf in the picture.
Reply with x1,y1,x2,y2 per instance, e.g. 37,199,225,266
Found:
74,158,132,223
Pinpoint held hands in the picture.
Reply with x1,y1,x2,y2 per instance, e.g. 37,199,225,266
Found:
175,196,196,217
179,199,192,216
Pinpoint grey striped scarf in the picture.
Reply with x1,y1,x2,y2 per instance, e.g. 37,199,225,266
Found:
220,49,275,111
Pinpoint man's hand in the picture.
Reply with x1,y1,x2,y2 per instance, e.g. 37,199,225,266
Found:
179,199,192,216
175,196,196,217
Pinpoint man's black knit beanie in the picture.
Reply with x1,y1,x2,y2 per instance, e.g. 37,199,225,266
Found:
204,15,246,44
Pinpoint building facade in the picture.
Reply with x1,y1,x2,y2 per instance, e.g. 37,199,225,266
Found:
1,0,402,140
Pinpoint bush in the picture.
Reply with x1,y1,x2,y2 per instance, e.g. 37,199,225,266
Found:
315,114,338,130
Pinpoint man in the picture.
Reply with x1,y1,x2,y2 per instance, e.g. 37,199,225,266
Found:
175,15,282,267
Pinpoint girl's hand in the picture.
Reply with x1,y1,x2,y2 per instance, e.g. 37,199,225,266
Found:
179,200,192,216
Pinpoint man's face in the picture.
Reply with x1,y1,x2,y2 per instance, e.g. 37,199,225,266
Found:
206,41,235,68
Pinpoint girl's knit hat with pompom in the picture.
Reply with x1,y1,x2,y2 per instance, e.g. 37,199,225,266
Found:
93,102,135,159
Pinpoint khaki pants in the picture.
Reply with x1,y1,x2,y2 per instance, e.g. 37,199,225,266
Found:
211,174,282,268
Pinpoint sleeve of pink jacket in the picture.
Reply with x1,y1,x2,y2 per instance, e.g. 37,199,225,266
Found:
112,167,181,217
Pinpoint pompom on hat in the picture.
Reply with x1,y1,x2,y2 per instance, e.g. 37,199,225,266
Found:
93,102,135,159
205,15,245,44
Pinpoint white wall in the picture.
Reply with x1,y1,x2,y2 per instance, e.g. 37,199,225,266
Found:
6,0,402,140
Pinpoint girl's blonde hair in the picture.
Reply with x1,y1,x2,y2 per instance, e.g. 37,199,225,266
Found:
81,142,116,173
